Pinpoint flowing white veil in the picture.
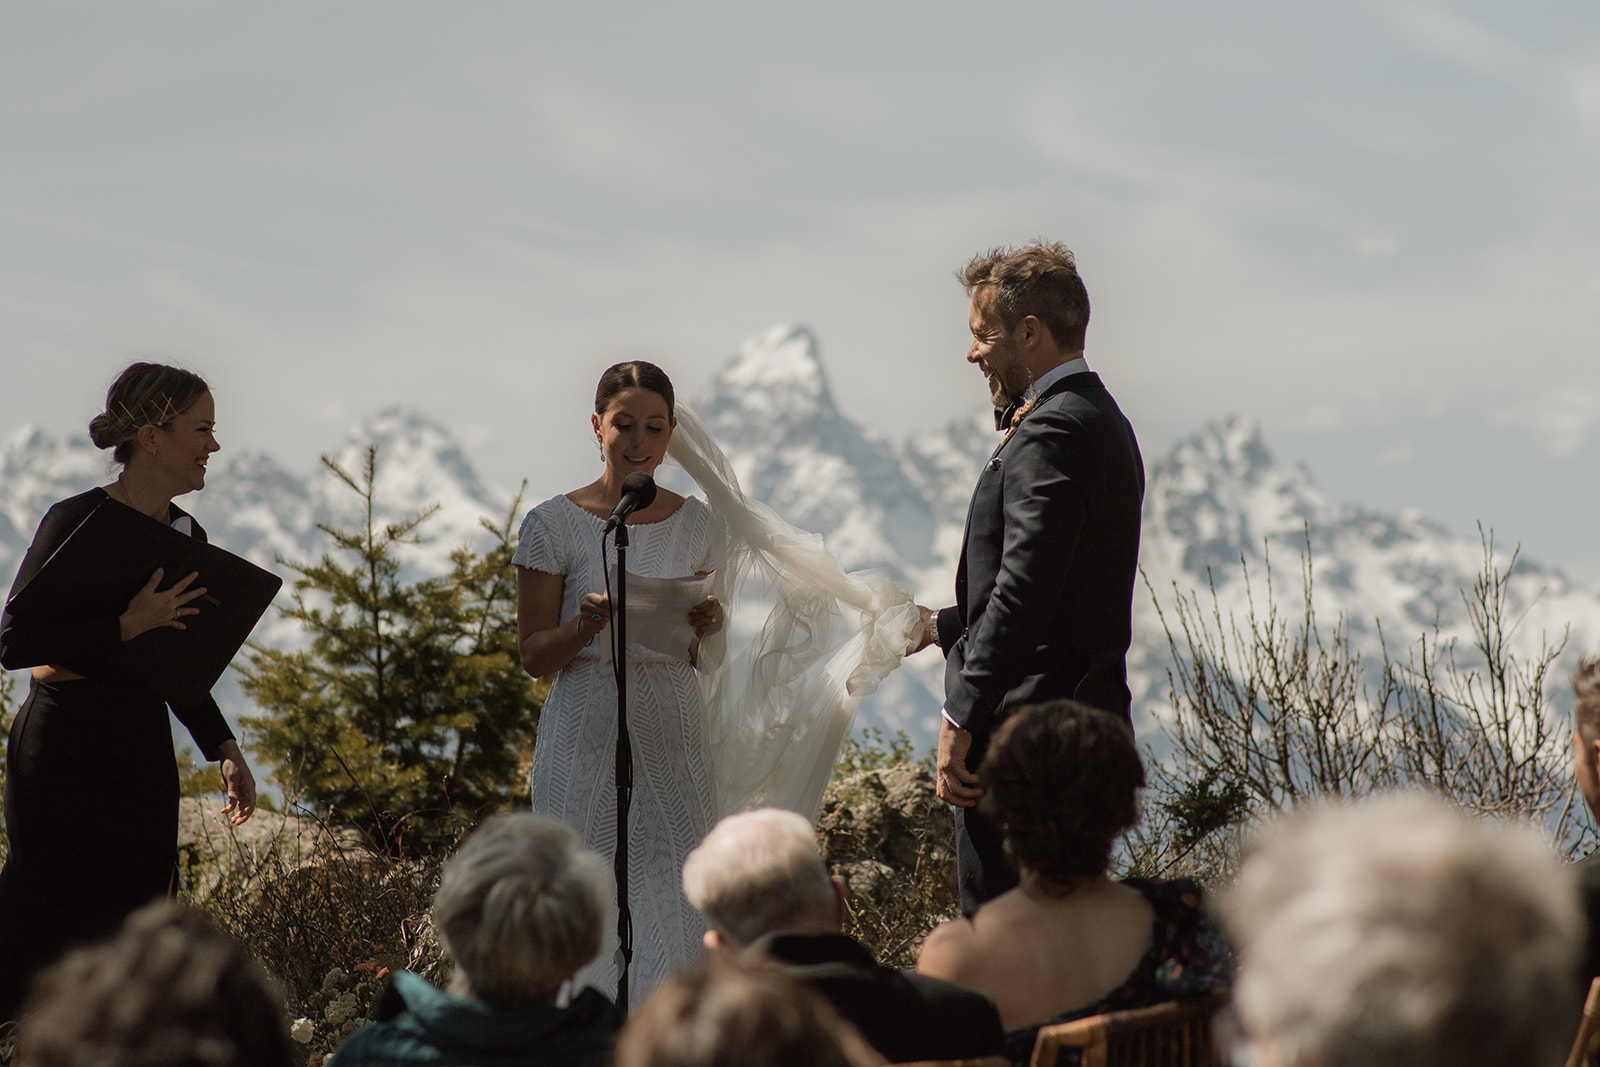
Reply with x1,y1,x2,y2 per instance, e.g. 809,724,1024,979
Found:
668,402,924,818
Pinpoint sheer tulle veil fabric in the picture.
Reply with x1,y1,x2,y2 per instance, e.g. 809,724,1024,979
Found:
667,402,923,818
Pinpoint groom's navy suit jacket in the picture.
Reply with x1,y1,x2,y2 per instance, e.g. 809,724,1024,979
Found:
936,370,1144,913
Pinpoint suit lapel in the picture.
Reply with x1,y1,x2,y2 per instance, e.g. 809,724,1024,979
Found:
956,372,1102,621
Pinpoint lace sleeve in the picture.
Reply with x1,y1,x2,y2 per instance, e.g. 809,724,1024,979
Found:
512,501,567,575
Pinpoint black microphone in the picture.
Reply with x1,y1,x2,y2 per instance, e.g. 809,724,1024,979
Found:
604,472,658,533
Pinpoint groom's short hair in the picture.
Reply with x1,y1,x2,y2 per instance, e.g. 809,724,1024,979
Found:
682,809,835,947
960,241,1091,352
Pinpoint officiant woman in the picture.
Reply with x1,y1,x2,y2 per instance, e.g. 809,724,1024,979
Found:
0,362,258,1021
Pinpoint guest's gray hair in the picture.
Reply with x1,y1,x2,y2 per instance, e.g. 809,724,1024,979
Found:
431,813,611,1006
681,809,834,947
1225,792,1581,1067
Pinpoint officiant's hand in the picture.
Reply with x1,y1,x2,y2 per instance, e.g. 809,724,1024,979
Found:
577,593,613,641
217,739,257,825
119,567,206,641
688,595,723,639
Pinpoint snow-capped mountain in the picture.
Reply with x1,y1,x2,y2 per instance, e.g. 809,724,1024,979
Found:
1130,416,1600,736
687,325,1600,746
5,325,1598,759
697,325,943,582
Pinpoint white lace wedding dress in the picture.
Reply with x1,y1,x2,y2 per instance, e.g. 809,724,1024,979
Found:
513,493,722,1000
514,402,924,1003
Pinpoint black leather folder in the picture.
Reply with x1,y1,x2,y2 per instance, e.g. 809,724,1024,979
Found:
4,499,283,706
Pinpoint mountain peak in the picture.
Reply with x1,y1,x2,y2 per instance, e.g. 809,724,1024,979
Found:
324,406,502,522
345,406,459,447
701,324,837,424
1161,415,1275,485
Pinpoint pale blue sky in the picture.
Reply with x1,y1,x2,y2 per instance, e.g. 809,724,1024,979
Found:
3,2,1598,574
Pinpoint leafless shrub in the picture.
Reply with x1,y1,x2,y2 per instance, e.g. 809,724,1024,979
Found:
1136,528,1582,886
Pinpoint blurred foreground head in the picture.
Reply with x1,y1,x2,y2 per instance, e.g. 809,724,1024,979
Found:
614,957,883,1067
431,812,611,1006
1226,792,1580,1067
16,900,294,1067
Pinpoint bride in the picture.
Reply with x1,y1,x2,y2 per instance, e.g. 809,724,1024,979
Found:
515,360,920,1001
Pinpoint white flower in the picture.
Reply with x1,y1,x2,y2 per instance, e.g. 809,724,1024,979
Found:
290,1018,315,1044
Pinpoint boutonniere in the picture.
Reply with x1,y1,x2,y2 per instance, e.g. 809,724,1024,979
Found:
1003,394,1037,441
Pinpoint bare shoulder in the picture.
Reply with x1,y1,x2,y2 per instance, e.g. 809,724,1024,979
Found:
917,916,980,979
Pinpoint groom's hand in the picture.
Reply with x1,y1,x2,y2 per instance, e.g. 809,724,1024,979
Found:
908,605,936,654
937,718,983,807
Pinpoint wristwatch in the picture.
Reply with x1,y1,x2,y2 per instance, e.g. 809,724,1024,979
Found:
928,611,940,648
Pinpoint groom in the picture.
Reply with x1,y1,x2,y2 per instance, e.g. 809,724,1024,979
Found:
917,242,1145,916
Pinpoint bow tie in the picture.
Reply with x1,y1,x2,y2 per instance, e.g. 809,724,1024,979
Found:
994,400,1021,432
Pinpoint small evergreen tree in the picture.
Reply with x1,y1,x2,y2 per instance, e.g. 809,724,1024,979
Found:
239,446,544,857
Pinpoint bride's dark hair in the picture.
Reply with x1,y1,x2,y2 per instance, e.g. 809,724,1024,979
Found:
595,361,675,419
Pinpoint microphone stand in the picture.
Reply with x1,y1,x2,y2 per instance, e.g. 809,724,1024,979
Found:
609,521,635,1012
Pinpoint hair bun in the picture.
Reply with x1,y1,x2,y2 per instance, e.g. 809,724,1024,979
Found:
88,411,121,451
92,362,210,466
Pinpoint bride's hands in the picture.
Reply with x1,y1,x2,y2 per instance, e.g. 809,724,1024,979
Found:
576,593,613,642
688,595,723,640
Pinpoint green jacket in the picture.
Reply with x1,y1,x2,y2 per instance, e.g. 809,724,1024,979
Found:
327,971,617,1067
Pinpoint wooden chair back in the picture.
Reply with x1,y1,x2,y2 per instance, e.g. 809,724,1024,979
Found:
1564,977,1600,1067
1028,992,1230,1067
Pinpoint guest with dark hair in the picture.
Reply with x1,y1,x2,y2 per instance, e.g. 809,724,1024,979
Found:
327,813,617,1067
614,956,883,1067
917,700,1230,1049
0,362,257,1020
14,900,295,1067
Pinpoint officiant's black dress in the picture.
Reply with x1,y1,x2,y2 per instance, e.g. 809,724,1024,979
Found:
0,488,235,1020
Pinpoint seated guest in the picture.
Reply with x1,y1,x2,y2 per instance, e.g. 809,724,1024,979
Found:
1569,656,1600,990
615,955,882,1067
917,700,1231,1049
15,900,296,1067
1224,793,1580,1067
328,813,616,1067
682,808,1003,1063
